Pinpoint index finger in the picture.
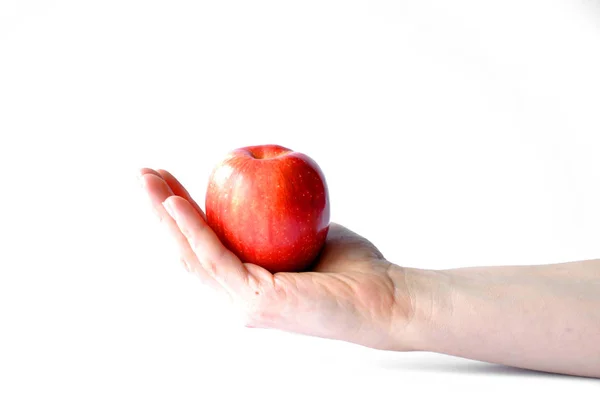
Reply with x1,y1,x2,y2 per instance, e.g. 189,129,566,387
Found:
157,169,206,221
162,195,250,295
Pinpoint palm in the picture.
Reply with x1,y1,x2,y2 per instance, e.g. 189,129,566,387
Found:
139,168,410,351
243,224,405,350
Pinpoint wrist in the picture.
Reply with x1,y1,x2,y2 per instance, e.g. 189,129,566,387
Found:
387,265,452,352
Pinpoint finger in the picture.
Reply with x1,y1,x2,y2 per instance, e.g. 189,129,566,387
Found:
139,172,199,272
139,171,225,293
327,223,384,258
140,167,162,178
139,170,175,219
156,169,206,221
162,195,250,295
312,223,384,273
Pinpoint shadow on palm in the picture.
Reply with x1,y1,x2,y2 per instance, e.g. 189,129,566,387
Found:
306,222,386,273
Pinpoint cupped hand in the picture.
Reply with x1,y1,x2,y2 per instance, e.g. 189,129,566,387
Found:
139,168,417,351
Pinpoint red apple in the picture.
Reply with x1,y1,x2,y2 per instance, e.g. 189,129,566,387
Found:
205,144,330,273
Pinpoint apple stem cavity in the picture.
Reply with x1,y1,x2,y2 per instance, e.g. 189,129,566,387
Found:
245,145,292,160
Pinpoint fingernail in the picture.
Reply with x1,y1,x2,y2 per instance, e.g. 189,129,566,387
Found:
162,198,177,220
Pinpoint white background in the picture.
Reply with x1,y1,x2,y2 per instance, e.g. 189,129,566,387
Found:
1,0,599,396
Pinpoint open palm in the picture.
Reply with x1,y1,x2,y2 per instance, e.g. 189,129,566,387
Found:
139,168,414,351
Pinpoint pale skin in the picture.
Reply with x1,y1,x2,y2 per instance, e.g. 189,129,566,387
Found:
139,168,600,379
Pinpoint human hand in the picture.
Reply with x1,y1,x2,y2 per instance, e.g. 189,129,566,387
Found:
138,168,420,351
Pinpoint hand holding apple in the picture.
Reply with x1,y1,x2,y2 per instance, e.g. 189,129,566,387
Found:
139,166,600,378
205,145,330,273
139,166,409,350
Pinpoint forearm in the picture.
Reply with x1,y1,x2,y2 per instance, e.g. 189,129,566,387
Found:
404,260,600,378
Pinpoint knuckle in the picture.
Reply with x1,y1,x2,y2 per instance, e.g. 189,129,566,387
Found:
203,260,218,277
180,257,192,272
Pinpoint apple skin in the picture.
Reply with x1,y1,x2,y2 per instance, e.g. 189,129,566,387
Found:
205,144,330,273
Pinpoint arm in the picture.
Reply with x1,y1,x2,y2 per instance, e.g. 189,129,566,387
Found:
139,168,599,378
404,259,600,378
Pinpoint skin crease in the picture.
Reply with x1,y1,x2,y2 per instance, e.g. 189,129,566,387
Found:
139,168,600,378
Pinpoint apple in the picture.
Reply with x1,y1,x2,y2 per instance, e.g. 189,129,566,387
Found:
205,144,330,273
